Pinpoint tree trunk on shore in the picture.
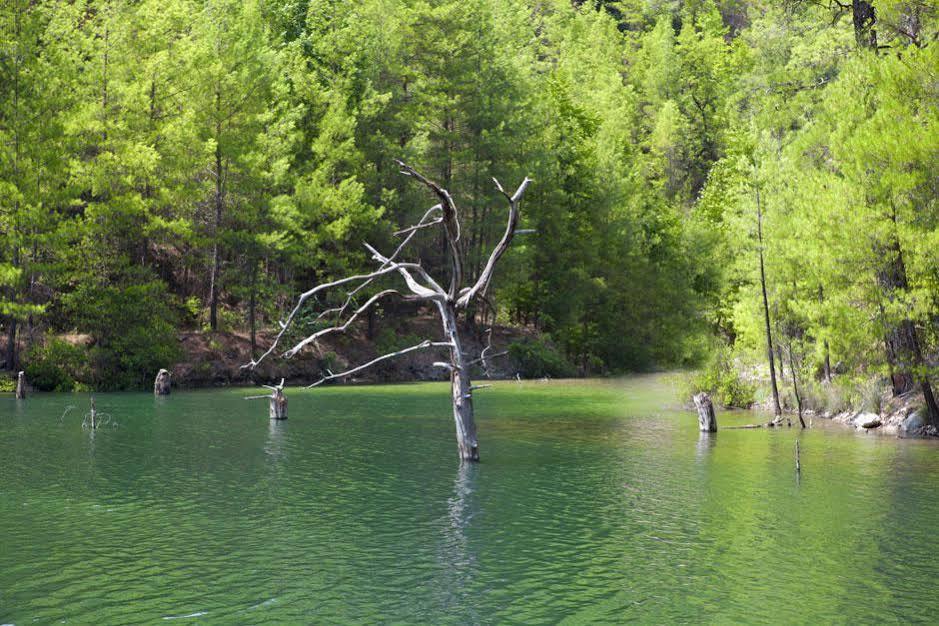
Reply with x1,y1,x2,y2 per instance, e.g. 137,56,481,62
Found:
756,189,782,417
786,343,806,428
693,392,718,432
5,317,17,371
876,221,939,427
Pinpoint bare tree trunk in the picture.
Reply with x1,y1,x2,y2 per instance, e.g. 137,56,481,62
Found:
756,189,782,417
154,369,171,395
852,0,878,49
816,285,833,382
248,265,257,358
15,371,26,399
787,343,806,428
441,301,479,461
693,392,717,432
5,318,17,371
209,86,223,332
269,387,287,420
876,216,939,427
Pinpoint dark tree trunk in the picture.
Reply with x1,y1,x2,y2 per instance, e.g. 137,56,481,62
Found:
818,286,832,382
248,266,257,359
5,318,16,371
209,87,223,332
876,220,939,427
787,344,806,428
852,0,878,49
756,189,782,416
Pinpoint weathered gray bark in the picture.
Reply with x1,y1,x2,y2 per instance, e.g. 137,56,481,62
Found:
269,388,287,420
154,368,171,395
440,301,478,460
693,392,717,432
246,379,288,420
15,370,26,400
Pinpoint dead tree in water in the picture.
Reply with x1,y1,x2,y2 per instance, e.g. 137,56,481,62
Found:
245,161,531,461
15,371,26,399
246,378,288,420
154,369,171,395
693,393,718,432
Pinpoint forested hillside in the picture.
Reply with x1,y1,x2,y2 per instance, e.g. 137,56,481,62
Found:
1,0,936,398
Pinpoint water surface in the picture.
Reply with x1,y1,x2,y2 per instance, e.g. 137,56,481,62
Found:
2,376,938,623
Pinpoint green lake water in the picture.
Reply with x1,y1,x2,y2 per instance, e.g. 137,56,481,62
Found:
2,375,939,624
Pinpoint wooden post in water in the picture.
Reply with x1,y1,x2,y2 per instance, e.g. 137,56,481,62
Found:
89,396,97,430
15,371,26,399
154,369,171,395
795,441,801,473
245,379,287,420
693,392,718,432
269,386,287,420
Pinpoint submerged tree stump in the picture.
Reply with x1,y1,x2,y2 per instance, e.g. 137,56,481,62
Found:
154,369,172,395
246,379,287,420
15,371,26,399
269,387,287,420
693,392,718,432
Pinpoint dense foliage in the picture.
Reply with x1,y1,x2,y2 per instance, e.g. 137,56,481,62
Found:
1,0,936,398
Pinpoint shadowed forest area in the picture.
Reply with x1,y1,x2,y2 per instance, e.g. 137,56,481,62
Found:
1,0,937,416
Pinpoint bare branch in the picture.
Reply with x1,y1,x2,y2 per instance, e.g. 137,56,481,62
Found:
364,243,447,300
457,176,532,308
283,290,400,358
243,265,406,369
316,206,441,323
306,340,454,388
395,159,463,298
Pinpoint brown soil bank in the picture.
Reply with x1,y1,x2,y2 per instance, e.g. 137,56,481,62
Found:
173,316,535,388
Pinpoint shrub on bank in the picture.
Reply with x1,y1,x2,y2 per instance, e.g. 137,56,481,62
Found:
24,338,87,391
682,343,755,408
508,337,575,379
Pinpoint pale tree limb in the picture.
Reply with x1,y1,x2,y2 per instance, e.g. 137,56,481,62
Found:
306,340,454,388
316,206,443,324
365,243,447,300
243,266,408,369
283,290,401,358
245,378,285,400
457,176,532,308
395,159,463,298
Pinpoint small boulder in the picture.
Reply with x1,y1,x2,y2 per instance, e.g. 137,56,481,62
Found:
899,410,925,435
854,412,882,429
